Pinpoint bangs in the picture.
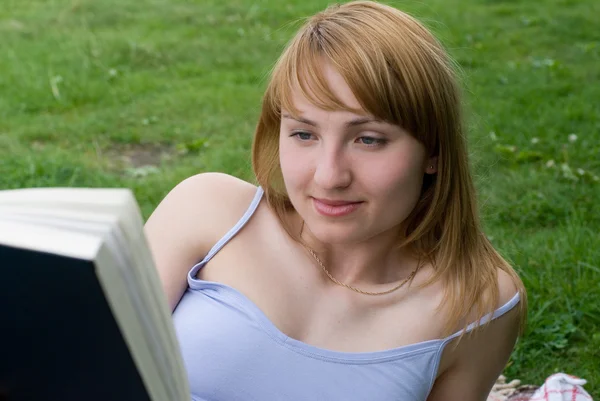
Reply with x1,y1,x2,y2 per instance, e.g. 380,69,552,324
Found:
267,18,403,123
271,31,361,118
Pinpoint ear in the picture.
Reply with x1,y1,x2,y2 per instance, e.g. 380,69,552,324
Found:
425,156,438,174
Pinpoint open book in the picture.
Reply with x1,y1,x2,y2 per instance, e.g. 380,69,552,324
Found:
0,188,190,401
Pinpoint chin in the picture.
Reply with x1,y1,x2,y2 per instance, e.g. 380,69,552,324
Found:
304,217,369,245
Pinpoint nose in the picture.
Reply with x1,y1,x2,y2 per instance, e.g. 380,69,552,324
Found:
313,144,352,190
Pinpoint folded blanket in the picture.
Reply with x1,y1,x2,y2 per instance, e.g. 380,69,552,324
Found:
487,374,593,401
527,374,592,401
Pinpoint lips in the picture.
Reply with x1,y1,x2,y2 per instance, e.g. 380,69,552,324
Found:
312,197,363,217
313,198,360,206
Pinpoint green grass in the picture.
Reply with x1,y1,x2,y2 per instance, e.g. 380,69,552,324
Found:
2,0,599,395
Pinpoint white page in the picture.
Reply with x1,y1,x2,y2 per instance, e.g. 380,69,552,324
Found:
0,217,101,261
110,194,190,399
108,224,189,400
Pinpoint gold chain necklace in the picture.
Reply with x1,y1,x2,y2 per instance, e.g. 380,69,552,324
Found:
306,247,420,296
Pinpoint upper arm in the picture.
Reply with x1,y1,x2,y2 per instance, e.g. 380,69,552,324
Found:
427,271,524,401
144,172,257,311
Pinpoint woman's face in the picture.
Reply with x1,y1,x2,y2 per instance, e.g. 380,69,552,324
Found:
278,62,437,245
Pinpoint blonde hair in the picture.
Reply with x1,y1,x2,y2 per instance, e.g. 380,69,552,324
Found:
252,0,526,336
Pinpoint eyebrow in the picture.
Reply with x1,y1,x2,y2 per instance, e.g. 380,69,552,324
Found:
281,113,383,128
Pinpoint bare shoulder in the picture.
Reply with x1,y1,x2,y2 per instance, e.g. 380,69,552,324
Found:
146,172,258,252
496,267,521,307
481,267,524,343
427,268,524,401
458,267,523,348
144,172,258,310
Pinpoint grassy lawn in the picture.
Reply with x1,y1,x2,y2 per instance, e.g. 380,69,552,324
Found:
2,0,598,395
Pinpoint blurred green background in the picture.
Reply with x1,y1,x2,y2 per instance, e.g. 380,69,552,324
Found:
1,0,598,395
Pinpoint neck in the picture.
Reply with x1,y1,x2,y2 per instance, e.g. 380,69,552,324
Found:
298,220,418,288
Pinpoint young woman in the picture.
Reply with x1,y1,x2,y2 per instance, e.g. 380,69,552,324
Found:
145,1,527,400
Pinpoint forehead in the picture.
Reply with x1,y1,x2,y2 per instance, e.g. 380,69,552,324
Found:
282,60,364,118
318,62,362,110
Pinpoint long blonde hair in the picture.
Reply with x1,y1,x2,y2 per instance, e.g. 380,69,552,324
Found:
252,0,526,336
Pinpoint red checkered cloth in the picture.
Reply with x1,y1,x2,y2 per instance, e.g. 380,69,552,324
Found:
487,374,593,401
527,374,592,401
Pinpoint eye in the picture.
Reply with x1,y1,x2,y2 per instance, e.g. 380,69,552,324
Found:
357,136,388,147
290,131,314,141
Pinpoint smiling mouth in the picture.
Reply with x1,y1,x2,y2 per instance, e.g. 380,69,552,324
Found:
312,197,363,217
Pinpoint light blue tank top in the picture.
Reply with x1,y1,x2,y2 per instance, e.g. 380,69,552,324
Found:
172,186,520,401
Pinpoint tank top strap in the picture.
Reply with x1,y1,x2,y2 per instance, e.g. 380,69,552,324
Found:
188,186,264,279
442,292,521,344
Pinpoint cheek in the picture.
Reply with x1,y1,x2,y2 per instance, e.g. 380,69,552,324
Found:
368,153,425,209
279,138,308,188
377,172,422,208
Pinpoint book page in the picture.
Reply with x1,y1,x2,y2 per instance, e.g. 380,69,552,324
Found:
0,217,101,261
108,201,191,400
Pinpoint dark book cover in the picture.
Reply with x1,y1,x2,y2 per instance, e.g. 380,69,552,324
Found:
0,243,152,401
